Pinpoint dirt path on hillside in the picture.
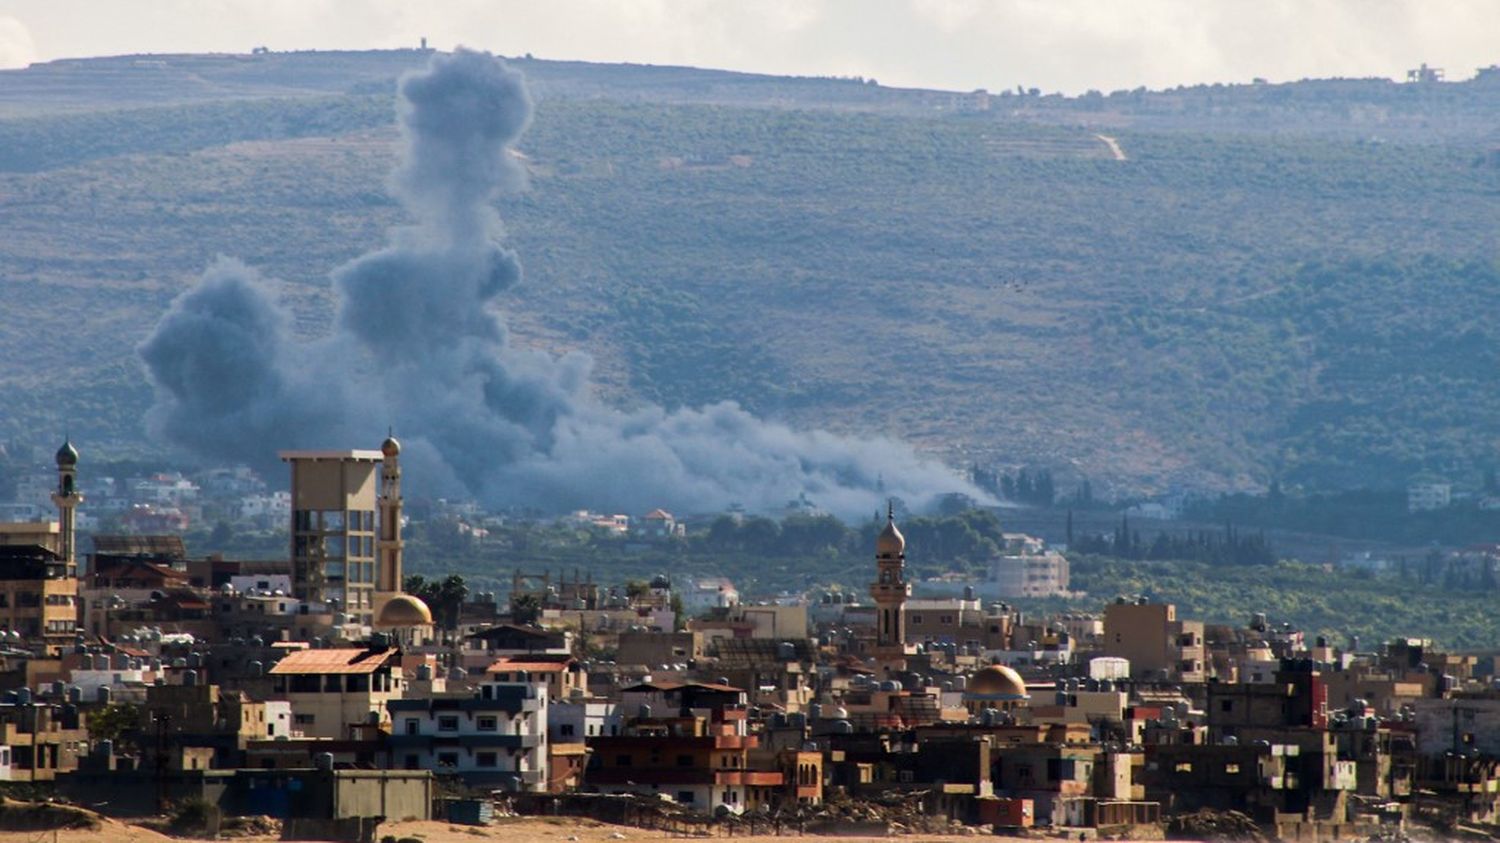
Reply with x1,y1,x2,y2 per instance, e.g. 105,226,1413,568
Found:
1094,133,1127,160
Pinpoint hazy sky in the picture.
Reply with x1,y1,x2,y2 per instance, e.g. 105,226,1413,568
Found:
2,1,1497,94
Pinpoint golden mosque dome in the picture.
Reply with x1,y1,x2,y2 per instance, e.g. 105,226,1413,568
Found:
375,593,432,628
876,515,905,556
966,664,1029,700
381,435,401,458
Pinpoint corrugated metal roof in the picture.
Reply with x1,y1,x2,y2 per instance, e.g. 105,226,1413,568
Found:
269,647,396,675
487,659,568,673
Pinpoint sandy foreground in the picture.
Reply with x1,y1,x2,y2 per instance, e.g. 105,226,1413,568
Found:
0,815,994,843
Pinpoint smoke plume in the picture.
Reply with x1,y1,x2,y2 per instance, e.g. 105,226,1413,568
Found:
140,49,984,518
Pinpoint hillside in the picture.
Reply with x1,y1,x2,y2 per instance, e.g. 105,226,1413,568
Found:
1,50,1499,497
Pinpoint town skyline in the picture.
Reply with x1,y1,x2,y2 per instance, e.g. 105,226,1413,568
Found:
4,1,1500,94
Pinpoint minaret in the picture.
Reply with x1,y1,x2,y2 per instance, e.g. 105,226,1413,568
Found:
868,502,910,675
51,440,82,576
374,433,405,609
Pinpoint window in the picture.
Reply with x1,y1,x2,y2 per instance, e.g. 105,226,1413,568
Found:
1220,700,1234,713
294,714,316,725
559,723,574,737
1225,763,1241,774
476,752,497,768
478,716,498,732
1174,762,1193,773
677,791,695,804
404,755,419,770
437,753,459,769
910,614,923,624
405,719,420,736
438,716,459,732
725,789,738,804
677,754,693,767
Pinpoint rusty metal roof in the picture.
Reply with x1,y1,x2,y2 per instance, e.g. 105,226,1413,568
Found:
487,659,569,673
269,647,396,675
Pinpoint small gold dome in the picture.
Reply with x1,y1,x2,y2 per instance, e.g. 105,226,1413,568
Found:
876,516,905,556
375,594,432,628
381,435,401,458
967,664,1029,699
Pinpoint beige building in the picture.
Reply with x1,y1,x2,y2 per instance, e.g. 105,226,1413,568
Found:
268,646,405,739
281,450,383,622
869,507,912,676
905,597,1011,650
0,442,84,653
1102,600,1205,682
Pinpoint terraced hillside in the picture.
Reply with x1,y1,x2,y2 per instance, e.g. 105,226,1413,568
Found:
1,51,1498,497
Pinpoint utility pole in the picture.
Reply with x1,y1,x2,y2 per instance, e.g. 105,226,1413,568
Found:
155,711,172,813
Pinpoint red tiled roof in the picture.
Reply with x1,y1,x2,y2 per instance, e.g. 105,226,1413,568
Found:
269,647,396,675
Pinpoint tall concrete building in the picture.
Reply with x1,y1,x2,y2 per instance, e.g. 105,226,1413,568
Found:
1102,599,1206,682
280,449,384,622
868,505,911,676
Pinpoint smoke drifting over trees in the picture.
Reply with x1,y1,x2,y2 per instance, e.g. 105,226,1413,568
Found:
139,49,982,518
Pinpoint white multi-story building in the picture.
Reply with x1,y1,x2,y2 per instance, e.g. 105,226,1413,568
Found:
386,678,548,790
988,551,1070,598
1407,482,1451,512
131,474,200,507
238,491,292,523
549,698,621,741
682,577,739,614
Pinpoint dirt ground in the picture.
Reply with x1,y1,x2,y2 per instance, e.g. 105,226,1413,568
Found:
0,815,987,842
316,817,977,842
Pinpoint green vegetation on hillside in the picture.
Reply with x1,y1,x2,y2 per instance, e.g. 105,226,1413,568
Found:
1,57,1498,496
1052,555,1500,652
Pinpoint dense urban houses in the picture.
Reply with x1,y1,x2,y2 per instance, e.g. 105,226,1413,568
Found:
0,435,1498,839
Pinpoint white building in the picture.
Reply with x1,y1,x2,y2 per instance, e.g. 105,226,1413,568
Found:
988,551,1070,598
549,699,621,741
228,574,294,596
682,577,739,614
1407,482,1451,513
238,491,291,523
386,679,548,790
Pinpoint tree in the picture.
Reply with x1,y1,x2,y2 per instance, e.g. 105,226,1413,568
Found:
403,574,468,629
89,702,141,753
511,593,541,625
436,574,469,629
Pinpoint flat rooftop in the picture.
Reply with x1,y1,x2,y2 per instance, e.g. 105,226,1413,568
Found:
277,450,384,462
0,522,59,534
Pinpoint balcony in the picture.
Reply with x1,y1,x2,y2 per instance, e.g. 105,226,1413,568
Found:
387,733,540,749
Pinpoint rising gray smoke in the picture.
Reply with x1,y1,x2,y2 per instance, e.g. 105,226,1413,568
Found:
140,49,986,518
